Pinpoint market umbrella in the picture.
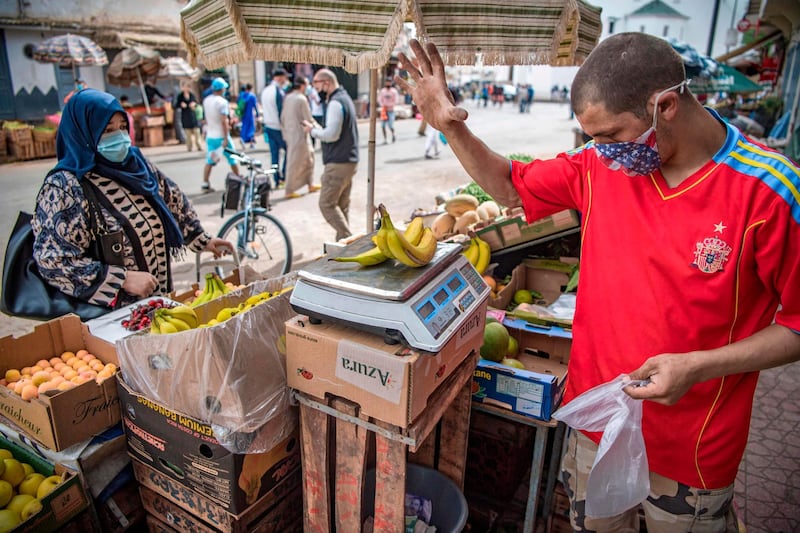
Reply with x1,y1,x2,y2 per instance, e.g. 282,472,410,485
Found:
159,56,203,81
180,0,602,232
32,33,108,80
106,46,164,115
689,64,763,94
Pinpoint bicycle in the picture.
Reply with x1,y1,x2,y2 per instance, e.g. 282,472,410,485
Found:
215,148,293,278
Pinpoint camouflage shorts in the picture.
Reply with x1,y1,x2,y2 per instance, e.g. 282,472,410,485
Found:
559,428,739,533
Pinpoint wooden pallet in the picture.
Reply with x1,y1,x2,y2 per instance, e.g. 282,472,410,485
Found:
296,350,478,533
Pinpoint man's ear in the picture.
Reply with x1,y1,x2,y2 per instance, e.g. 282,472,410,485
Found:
657,91,680,122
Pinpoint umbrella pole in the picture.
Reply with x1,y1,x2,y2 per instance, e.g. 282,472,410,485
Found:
366,69,378,233
137,67,151,115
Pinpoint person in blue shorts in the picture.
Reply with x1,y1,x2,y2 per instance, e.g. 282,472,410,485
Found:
201,78,240,192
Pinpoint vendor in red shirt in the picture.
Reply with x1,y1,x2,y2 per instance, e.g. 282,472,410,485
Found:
398,34,800,532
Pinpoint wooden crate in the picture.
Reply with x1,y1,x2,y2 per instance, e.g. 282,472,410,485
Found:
296,350,478,533
5,126,33,144
8,139,35,160
34,138,57,158
142,126,164,147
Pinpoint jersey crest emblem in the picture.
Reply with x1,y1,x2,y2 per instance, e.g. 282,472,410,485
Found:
692,236,732,273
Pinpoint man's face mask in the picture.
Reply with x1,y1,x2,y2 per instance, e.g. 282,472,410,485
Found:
97,130,131,163
594,80,688,176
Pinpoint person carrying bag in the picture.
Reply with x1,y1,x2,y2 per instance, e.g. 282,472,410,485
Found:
1,89,232,322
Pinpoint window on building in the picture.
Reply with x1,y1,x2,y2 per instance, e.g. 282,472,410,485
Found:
609,18,616,34
640,25,646,33
663,25,669,37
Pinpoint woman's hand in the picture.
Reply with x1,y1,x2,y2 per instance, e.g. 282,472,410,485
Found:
123,271,158,298
205,237,234,258
395,40,468,134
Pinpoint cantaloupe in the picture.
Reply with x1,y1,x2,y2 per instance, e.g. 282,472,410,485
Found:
453,210,480,234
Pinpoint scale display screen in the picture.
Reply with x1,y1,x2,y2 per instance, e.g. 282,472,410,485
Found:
413,272,469,339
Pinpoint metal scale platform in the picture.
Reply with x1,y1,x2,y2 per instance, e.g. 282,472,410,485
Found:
290,236,490,353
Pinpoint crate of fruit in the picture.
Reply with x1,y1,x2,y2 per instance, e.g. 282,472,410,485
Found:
3,122,34,144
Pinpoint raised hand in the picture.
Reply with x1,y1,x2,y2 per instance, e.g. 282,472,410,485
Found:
396,40,468,134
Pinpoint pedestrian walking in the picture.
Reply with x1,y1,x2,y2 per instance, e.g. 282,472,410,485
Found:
238,83,259,150
304,69,359,241
201,77,240,193
378,77,400,144
175,81,203,152
281,76,319,199
260,68,289,187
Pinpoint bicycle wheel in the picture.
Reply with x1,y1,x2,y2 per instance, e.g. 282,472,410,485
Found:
217,208,293,278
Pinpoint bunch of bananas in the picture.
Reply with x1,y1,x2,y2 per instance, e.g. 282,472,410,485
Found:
190,273,231,307
199,287,293,327
463,233,491,274
150,305,199,334
334,205,437,268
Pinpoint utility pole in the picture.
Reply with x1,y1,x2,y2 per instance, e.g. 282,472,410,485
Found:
707,0,722,57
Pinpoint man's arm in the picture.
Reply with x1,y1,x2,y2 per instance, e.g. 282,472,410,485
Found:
626,324,800,405
307,100,344,142
396,40,520,207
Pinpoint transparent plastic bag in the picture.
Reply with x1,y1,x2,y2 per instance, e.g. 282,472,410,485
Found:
553,374,650,518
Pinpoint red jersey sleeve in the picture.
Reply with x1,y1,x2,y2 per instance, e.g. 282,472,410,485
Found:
755,196,800,332
510,150,587,223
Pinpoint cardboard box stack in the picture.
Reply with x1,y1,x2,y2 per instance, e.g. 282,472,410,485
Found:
115,274,302,530
0,315,124,530
473,260,574,421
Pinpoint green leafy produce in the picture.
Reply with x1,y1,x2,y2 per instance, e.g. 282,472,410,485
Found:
460,181,494,204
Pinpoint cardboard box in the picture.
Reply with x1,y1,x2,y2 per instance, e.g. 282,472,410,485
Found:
117,276,296,433
168,268,257,305
0,315,121,451
0,434,89,532
474,222,505,252
118,377,300,516
472,320,570,421
495,209,580,249
0,419,129,499
134,460,302,532
286,303,485,428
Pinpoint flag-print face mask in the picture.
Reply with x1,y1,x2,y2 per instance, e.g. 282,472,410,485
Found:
594,80,688,176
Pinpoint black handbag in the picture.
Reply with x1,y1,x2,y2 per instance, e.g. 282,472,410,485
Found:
0,181,122,321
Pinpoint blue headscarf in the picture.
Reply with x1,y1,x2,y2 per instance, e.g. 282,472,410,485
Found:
53,89,183,249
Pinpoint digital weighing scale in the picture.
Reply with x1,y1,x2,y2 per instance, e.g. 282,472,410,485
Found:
290,237,490,353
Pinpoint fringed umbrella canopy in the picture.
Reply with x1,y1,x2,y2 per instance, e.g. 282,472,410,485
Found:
180,0,601,71
33,33,109,68
159,56,203,80
181,0,408,73
180,0,603,232
410,0,602,67
107,46,165,114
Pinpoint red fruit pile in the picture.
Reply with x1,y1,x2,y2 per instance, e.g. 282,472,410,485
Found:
120,298,175,331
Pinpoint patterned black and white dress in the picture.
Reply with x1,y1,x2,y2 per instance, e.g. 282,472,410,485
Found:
32,164,211,308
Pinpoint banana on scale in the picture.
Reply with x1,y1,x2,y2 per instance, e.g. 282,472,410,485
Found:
334,214,426,267
378,204,437,268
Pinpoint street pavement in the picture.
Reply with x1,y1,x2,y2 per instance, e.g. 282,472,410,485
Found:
0,99,578,337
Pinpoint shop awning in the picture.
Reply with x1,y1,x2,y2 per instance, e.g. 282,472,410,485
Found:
180,0,604,72
690,64,764,94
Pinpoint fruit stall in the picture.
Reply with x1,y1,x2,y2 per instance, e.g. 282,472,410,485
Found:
0,177,580,532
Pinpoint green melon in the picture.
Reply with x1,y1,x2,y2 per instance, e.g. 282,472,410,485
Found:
480,322,510,362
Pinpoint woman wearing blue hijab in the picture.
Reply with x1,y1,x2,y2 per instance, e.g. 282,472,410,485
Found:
32,89,231,309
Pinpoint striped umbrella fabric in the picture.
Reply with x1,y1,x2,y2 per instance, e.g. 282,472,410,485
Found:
181,0,409,73
159,56,203,80
33,33,108,67
106,46,164,87
181,0,601,72
410,0,602,66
